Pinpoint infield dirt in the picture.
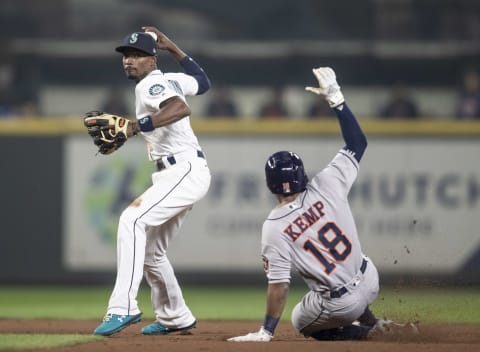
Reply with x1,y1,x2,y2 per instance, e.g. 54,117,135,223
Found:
1,319,479,352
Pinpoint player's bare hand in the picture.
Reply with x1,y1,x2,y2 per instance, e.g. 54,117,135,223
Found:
142,26,160,39
305,67,345,107
142,26,186,61
227,327,273,342
142,26,174,50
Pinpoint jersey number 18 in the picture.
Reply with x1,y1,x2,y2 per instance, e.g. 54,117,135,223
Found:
303,222,352,274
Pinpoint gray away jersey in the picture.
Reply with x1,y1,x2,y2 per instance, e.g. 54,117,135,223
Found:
261,149,365,292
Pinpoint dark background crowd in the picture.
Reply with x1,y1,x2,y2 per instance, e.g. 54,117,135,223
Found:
0,0,479,120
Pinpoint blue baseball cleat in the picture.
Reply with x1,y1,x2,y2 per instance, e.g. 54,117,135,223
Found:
93,313,142,336
141,320,196,335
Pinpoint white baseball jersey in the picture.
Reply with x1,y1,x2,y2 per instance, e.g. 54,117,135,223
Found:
106,68,211,329
262,149,364,292
135,69,202,160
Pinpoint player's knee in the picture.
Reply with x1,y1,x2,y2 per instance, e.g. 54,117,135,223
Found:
290,303,304,332
119,206,141,227
144,252,168,268
119,207,133,222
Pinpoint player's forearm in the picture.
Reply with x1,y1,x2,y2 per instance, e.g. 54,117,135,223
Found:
263,282,289,334
166,43,187,62
153,97,191,126
129,97,190,135
334,102,367,162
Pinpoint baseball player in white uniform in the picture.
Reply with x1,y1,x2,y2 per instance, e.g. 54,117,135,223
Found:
93,26,211,336
229,67,417,342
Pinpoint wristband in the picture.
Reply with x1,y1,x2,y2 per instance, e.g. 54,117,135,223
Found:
138,115,155,132
262,315,279,335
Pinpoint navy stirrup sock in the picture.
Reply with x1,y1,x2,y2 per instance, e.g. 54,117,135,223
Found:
358,307,378,327
311,325,370,341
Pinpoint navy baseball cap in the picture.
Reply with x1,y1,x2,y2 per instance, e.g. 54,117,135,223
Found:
115,32,157,56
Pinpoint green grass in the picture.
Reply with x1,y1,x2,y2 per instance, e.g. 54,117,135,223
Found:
372,287,480,324
0,285,479,323
0,334,102,351
0,285,478,350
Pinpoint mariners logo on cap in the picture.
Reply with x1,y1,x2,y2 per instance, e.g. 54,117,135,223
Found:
129,33,139,44
149,84,165,96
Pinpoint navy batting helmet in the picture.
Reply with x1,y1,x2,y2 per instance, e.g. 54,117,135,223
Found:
265,151,308,195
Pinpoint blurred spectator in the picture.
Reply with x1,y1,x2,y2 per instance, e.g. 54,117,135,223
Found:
100,86,129,116
0,99,40,119
205,85,238,118
0,99,14,118
258,86,289,119
0,64,15,118
306,99,335,119
455,71,480,119
14,100,40,118
379,81,419,119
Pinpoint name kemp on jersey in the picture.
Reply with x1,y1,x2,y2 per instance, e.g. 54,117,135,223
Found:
283,200,325,241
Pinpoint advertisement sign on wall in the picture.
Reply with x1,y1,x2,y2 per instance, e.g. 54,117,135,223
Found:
64,136,480,273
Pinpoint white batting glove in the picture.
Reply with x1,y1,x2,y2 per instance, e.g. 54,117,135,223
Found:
227,326,273,342
305,67,345,108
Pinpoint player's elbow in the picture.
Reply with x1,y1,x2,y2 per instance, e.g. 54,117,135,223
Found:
195,74,211,95
348,133,367,153
359,134,367,152
355,136,367,162
180,103,192,117
346,134,367,162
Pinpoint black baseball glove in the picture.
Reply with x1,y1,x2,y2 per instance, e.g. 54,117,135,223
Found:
83,111,132,155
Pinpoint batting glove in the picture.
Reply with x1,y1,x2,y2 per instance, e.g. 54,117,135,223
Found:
305,67,345,108
227,326,273,342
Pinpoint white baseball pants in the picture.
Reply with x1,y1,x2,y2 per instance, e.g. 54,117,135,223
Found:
106,156,210,328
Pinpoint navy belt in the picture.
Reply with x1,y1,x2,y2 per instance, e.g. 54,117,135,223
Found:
330,258,368,299
156,150,205,171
